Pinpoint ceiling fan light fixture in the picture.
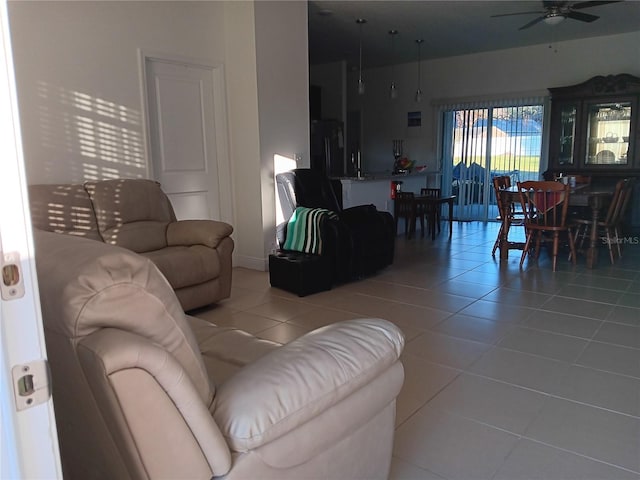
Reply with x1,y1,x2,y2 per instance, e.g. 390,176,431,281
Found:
543,13,566,25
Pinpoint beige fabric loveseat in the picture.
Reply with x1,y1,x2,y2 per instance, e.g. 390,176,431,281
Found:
35,230,405,479
29,178,233,311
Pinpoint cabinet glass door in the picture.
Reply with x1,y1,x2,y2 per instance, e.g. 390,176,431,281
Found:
558,104,577,166
585,102,631,165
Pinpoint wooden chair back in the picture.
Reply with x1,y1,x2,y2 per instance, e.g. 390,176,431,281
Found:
602,179,627,226
394,192,416,217
517,181,571,230
420,188,441,198
492,176,510,217
517,180,576,271
493,175,511,190
394,192,417,237
607,178,636,226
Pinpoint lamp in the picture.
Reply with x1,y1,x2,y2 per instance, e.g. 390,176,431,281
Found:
388,29,398,99
415,39,424,103
356,18,367,95
543,13,566,25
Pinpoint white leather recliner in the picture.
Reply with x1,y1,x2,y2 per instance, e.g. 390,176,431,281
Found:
34,230,405,479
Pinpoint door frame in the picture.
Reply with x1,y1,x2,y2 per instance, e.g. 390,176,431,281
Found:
1,1,63,475
137,50,234,225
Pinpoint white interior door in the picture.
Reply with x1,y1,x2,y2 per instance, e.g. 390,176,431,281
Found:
145,58,222,220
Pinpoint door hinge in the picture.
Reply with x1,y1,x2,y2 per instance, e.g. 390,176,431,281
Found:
2,251,25,300
11,360,52,411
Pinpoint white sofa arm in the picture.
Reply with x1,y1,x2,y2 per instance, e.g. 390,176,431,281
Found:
166,220,233,248
212,318,405,452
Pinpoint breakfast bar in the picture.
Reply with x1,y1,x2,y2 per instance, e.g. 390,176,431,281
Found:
336,171,441,236
337,171,438,211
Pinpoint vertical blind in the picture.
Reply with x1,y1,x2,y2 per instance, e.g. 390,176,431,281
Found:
436,93,547,221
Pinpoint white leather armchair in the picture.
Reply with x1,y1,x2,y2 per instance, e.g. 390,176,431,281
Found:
35,230,405,479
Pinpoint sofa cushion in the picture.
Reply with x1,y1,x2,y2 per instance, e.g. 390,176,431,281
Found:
85,179,174,252
34,230,214,405
102,220,171,253
28,183,102,241
141,245,221,290
186,315,280,384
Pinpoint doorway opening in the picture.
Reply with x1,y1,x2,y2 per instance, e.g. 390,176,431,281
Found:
442,104,544,221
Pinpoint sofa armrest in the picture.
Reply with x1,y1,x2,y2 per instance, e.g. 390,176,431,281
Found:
212,318,405,452
79,328,232,477
166,220,233,248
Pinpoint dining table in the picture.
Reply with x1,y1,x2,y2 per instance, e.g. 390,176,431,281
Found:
413,195,456,240
497,184,614,268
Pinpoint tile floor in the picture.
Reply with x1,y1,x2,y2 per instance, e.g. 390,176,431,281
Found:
194,221,640,480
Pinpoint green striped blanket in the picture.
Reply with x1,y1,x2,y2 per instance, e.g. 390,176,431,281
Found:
283,207,338,255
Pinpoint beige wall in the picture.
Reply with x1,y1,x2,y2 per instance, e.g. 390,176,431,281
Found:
8,0,310,271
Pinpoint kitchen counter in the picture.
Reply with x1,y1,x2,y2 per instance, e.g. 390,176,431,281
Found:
335,170,438,182
336,170,441,212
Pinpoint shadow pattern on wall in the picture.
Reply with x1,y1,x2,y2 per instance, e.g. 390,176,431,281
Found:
34,81,146,182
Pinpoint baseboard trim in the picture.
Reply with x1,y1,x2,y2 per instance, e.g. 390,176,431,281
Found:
233,253,267,271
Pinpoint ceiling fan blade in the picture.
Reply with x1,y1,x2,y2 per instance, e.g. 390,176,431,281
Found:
571,1,621,10
519,16,546,30
491,10,544,18
567,10,600,21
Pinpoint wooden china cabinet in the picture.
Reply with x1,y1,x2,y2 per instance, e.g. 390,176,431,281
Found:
547,73,640,230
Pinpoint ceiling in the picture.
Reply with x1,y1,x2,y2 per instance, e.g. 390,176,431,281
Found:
308,1,640,69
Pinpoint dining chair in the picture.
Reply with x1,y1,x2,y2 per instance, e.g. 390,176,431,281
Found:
572,178,635,264
491,176,524,256
394,191,421,238
517,180,576,272
420,188,442,237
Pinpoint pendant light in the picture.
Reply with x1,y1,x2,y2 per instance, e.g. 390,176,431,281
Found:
356,18,367,95
389,30,398,99
415,39,424,103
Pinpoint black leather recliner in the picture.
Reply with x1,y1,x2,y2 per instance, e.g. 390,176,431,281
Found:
275,168,394,282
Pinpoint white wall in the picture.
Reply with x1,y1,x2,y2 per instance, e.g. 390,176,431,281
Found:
254,1,309,268
222,1,264,269
342,31,640,174
8,1,228,183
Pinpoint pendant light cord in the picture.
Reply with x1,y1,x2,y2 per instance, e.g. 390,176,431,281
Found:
356,19,367,95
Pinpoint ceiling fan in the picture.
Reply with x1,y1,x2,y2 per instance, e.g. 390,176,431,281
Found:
492,1,621,30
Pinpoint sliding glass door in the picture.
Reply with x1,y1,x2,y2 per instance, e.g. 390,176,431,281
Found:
442,103,544,221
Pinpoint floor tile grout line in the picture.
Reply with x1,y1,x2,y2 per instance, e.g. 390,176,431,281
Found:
511,437,640,476
448,369,640,421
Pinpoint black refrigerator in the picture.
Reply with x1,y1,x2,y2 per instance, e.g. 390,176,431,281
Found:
310,119,345,177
